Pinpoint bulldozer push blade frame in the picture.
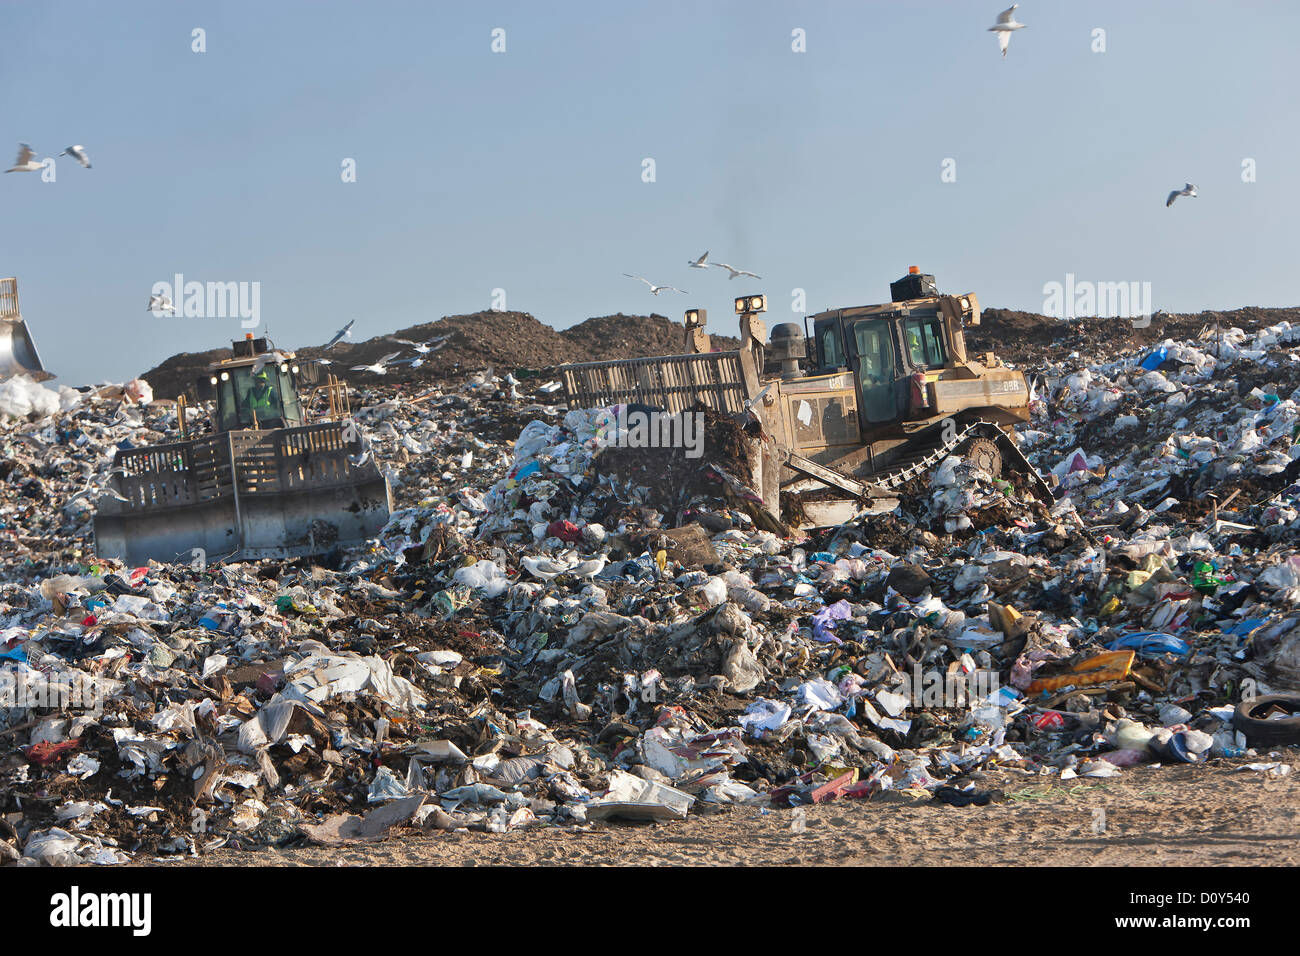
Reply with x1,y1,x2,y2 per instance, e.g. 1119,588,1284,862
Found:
93,421,393,566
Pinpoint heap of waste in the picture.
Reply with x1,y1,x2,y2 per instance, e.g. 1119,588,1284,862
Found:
4,315,1300,865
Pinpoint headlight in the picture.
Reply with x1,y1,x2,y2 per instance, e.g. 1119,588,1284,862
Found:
209,376,218,385
291,365,299,374
736,295,766,314
219,371,229,381
280,363,289,372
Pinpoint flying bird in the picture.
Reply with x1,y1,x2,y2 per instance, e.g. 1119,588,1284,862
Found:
390,335,449,354
624,274,686,295
324,320,355,349
60,145,91,168
1166,183,1198,207
687,251,712,269
351,351,403,375
5,144,45,173
988,4,1026,58
712,262,762,280
251,351,288,374
147,293,176,314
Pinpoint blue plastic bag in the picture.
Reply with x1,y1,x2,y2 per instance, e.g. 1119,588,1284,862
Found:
1138,345,1169,371
1105,631,1190,657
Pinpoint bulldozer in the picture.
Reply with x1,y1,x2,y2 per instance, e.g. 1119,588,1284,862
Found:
0,278,52,381
560,268,1049,529
93,334,393,566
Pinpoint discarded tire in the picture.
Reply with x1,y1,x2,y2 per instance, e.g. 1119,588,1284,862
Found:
1232,694,1300,745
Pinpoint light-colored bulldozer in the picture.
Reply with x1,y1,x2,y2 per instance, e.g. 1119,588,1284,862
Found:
560,268,1049,529
94,334,392,566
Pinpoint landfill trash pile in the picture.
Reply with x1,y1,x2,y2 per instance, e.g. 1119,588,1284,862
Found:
4,308,1300,866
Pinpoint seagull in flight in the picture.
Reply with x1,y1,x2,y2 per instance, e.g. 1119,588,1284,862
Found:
988,4,1026,58
1166,183,1198,207
251,351,289,374
147,293,176,315
687,251,712,269
60,145,91,168
5,144,45,173
351,351,403,375
390,355,426,369
390,335,449,354
712,261,762,280
324,320,355,349
624,274,686,295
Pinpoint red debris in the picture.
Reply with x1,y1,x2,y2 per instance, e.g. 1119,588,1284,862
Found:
23,738,82,766
811,771,857,804
546,520,583,543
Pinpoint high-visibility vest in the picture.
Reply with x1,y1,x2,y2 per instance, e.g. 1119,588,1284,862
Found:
250,386,274,410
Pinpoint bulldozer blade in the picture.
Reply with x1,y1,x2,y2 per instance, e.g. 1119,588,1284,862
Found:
0,320,50,381
92,422,393,566
797,496,899,529
0,276,51,381
93,476,393,566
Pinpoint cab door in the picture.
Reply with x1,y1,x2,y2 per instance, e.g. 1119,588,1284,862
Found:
850,319,899,424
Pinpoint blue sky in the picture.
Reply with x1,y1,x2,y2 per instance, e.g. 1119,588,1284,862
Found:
2,0,1296,386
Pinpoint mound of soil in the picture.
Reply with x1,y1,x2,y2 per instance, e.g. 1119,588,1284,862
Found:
568,314,740,363
139,311,742,401
968,306,1300,367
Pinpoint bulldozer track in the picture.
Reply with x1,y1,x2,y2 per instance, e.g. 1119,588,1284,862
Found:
781,419,1053,507
869,420,1052,501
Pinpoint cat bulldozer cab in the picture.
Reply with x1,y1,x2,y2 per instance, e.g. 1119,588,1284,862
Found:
93,334,392,566
560,268,1049,529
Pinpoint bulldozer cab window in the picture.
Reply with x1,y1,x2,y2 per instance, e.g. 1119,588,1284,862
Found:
852,320,897,423
217,367,286,429
904,316,947,368
816,322,846,370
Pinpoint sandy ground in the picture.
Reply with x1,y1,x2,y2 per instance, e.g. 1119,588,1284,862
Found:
145,757,1300,867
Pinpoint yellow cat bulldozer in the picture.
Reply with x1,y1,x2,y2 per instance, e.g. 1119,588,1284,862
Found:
94,334,392,565
560,268,1049,529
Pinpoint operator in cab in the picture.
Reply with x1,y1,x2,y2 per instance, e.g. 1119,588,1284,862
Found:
245,370,283,428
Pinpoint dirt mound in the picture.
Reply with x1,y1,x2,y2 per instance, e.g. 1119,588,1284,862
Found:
299,311,575,384
969,306,1300,367
140,311,742,400
565,314,740,362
